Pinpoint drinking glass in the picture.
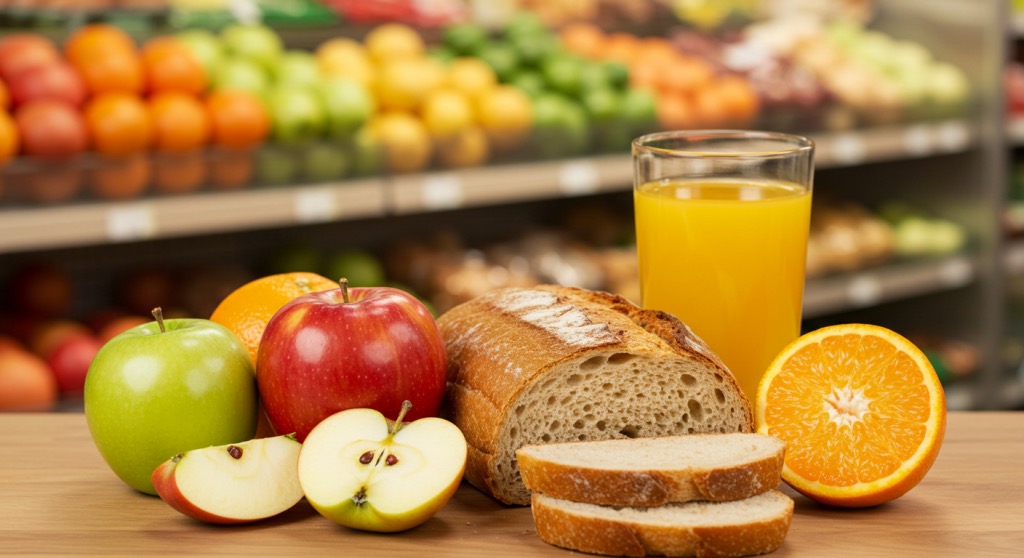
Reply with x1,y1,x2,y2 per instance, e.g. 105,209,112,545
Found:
632,130,815,400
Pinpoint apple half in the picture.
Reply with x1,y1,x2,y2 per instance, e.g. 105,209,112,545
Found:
152,434,303,524
298,401,467,532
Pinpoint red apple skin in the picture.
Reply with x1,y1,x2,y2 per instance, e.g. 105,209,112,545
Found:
256,286,447,442
14,100,89,158
151,458,250,525
0,34,60,82
47,332,103,394
8,62,87,107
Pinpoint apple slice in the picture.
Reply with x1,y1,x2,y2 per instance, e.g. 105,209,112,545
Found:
152,434,303,524
298,401,467,532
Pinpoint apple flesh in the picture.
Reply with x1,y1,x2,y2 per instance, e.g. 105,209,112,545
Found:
257,281,447,442
297,402,467,532
152,434,303,524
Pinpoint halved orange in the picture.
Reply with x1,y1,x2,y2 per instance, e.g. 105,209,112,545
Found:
755,323,946,508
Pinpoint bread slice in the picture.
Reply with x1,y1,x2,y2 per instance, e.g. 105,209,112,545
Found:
437,285,753,505
517,433,785,507
531,490,794,558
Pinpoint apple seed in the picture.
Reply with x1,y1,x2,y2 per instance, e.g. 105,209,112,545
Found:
359,451,374,464
227,445,243,459
385,454,398,466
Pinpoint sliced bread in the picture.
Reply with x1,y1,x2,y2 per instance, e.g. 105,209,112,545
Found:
516,433,785,507
437,285,753,505
531,490,794,558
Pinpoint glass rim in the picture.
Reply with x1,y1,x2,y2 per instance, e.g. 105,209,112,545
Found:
632,130,814,159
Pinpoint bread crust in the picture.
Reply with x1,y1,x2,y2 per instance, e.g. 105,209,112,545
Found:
438,285,754,505
516,434,785,507
531,491,794,558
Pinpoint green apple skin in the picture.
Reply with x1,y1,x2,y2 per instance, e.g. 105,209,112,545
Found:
84,319,258,496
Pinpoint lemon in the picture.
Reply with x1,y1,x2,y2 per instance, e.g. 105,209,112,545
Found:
368,112,433,173
375,57,444,112
445,57,498,102
436,125,489,169
476,85,534,152
421,88,475,140
364,23,425,64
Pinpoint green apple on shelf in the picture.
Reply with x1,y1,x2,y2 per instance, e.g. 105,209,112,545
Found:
297,401,467,532
152,434,303,524
84,308,258,495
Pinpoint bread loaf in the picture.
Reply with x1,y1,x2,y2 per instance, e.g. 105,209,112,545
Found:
531,490,794,558
437,285,753,505
516,433,785,507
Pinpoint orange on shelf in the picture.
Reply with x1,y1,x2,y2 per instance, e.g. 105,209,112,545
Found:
89,154,151,200
76,49,145,96
210,272,337,365
559,22,606,59
64,24,135,64
209,149,254,190
22,167,83,204
597,32,640,64
655,91,698,130
713,74,761,126
142,36,207,96
0,345,57,411
690,83,733,128
84,92,154,156
148,91,210,152
204,90,270,149
756,324,946,508
0,110,18,165
152,150,206,194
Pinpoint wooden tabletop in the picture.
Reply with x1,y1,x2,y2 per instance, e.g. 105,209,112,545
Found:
1,411,1021,557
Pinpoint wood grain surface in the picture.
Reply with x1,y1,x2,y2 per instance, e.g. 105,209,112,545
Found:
1,412,1021,557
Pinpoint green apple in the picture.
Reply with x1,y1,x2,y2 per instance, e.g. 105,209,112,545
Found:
297,402,467,532
151,434,303,524
255,146,299,184
176,29,225,77
303,142,350,181
319,77,375,140
214,57,271,102
268,86,325,146
84,309,258,495
220,23,283,75
350,125,384,176
274,50,322,89
323,249,385,287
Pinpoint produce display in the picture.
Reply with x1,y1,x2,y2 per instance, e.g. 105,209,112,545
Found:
0,8,974,205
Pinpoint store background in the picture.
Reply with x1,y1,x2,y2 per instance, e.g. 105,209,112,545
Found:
0,0,1018,412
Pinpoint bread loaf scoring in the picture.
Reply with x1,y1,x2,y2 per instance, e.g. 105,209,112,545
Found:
437,285,754,505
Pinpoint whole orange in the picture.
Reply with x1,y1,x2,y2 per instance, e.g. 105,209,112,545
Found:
64,23,136,66
142,36,207,95
85,92,154,156
210,272,337,365
148,91,210,152
89,154,151,200
205,90,270,149
0,110,19,165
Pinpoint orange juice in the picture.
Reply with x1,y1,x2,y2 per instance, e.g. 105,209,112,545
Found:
634,177,812,400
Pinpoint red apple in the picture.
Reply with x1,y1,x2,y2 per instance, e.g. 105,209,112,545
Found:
0,34,60,82
8,62,88,107
48,332,102,394
257,280,447,442
14,100,89,158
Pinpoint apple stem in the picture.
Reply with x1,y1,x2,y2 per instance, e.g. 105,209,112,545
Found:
389,400,413,435
152,307,166,333
339,277,351,303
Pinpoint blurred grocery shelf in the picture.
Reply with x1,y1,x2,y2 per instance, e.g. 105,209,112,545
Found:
0,119,977,255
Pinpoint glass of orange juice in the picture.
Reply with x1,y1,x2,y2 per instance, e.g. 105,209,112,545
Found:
632,130,814,401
